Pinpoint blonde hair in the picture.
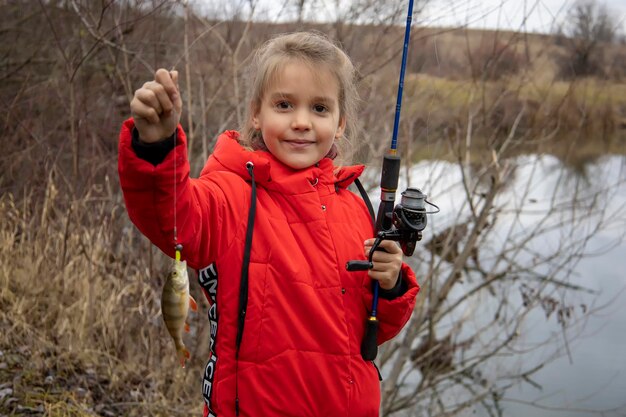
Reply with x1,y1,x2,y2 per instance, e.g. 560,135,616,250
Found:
240,31,359,164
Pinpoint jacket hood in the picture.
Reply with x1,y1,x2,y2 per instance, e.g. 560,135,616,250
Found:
199,131,365,194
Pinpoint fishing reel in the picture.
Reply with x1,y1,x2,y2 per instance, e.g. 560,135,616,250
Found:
387,187,433,256
346,182,438,362
346,187,438,272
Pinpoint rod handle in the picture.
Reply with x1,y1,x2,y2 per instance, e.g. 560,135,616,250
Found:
380,154,401,190
361,316,379,361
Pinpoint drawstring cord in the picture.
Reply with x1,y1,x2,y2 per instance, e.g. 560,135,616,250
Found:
235,161,257,416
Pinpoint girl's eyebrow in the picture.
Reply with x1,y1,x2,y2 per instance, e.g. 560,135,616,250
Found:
269,92,293,101
269,92,336,104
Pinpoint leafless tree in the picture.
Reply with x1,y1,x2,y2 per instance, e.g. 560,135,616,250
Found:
555,0,618,78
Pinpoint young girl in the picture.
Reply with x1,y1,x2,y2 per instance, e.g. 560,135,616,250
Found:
119,32,419,417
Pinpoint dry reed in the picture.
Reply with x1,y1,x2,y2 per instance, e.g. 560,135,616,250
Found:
0,172,207,416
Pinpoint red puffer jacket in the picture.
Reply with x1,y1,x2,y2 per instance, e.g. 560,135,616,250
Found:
118,118,419,417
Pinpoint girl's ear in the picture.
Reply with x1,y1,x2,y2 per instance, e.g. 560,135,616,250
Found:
251,102,261,129
335,116,346,139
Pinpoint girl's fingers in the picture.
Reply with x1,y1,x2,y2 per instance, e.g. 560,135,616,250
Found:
368,270,398,290
377,239,402,254
135,87,164,115
364,239,401,253
130,68,182,142
146,80,174,115
366,248,401,264
155,68,176,94
169,70,179,86
363,239,402,290
155,69,179,112
368,269,393,280
130,98,160,124
368,260,394,272
168,70,182,112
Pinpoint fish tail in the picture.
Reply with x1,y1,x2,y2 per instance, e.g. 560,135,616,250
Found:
189,295,198,311
177,345,191,368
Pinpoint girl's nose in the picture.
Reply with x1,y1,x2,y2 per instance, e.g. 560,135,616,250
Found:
291,108,312,130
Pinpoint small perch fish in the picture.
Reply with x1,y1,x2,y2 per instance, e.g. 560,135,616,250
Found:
161,259,198,367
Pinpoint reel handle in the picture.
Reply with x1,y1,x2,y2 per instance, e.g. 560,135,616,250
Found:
346,260,373,271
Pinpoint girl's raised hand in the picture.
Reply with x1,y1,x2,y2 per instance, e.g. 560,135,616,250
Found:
364,239,403,290
130,69,182,143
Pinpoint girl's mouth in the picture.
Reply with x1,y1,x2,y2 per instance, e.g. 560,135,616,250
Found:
285,140,314,149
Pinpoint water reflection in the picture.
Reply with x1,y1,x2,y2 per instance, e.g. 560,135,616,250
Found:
375,154,626,416
495,156,626,416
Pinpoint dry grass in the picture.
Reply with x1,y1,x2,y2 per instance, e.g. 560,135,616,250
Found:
395,73,626,165
0,174,208,416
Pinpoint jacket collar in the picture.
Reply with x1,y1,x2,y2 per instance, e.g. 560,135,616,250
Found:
200,131,365,193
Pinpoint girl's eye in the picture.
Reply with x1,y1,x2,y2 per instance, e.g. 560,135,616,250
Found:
313,104,328,113
275,101,292,110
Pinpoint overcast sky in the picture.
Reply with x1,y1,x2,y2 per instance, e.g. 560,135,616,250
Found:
195,0,626,35
421,0,626,34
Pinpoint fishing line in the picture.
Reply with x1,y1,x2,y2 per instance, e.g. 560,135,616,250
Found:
174,123,181,261
170,21,225,72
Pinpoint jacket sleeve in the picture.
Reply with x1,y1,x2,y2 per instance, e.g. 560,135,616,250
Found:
365,262,419,345
118,118,236,269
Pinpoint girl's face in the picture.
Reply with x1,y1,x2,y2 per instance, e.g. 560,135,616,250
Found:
252,61,345,170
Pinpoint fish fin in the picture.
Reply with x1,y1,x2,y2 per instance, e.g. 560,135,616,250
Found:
189,296,198,312
177,347,191,368
184,322,190,333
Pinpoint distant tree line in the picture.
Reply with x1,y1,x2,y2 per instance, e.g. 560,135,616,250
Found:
555,0,624,79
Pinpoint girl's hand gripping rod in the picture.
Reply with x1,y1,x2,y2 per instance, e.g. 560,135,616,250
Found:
346,0,439,361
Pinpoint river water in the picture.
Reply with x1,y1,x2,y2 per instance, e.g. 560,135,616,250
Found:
378,154,626,416
498,156,626,416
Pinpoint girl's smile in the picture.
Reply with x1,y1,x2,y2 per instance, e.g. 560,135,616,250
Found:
252,61,345,170
285,140,314,148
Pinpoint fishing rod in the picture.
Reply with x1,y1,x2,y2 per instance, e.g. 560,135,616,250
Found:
346,0,439,361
